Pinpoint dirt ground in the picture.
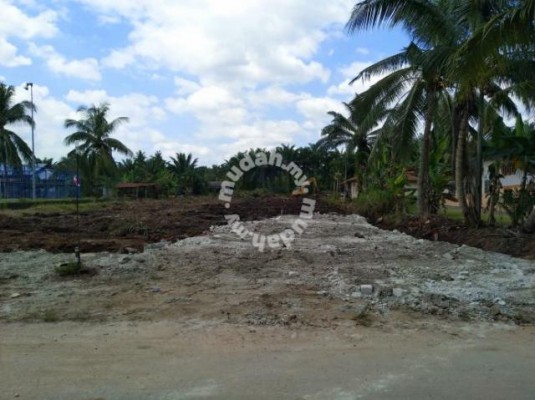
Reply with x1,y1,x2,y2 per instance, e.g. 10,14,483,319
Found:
377,214,535,260
0,195,533,260
1,198,534,398
1,213,534,326
0,196,344,253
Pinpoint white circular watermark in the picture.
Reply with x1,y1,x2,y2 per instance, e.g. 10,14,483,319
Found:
219,150,316,252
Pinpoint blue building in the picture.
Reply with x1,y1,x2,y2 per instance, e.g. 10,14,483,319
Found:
0,164,78,199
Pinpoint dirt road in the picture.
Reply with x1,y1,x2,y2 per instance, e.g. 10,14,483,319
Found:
1,321,534,399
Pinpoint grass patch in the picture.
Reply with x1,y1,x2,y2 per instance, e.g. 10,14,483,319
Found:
0,198,115,216
441,206,512,225
42,309,59,323
55,261,83,276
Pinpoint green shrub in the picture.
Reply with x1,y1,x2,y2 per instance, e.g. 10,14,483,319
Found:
42,309,59,322
354,189,397,220
55,262,82,276
354,186,415,220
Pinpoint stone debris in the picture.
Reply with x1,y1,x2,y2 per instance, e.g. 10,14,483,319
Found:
0,214,533,324
360,284,374,295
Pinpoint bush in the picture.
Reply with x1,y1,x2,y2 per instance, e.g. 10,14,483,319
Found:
353,187,414,220
42,309,59,323
354,189,396,220
55,261,82,276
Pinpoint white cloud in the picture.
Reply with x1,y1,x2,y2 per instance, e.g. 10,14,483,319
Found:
0,38,31,67
356,47,370,55
0,1,58,67
29,43,101,81
249,86,303,108
0,1,58,39
3,0,369,166
327,61,392,98
173,77,201,96
79,0,352,87
215,119,303,160
64,89,176,160
11,84,77,161
296,96,346,131
165,84,247,129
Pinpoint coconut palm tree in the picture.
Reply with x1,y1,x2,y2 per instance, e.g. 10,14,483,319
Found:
346,0,464,218
318,103,373,192
346,0,532,224
64,103,132,196
347,42,455,217
434,0,535,224
0,83,34,197
318,104,373,159
169,152,199,193
169,152,198,174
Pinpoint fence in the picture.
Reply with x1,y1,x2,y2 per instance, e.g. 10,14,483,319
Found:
0,164,78,199
0,178,78,199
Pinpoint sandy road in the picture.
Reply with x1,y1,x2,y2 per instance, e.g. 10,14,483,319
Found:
1,320,534,400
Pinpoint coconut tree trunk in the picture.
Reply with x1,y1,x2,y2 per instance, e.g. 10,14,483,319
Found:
488,198,496,226
523,206,535,233
475,91,484,221
455,107,476,226
417,89,435,219
520,166,528,193
3,145,8,199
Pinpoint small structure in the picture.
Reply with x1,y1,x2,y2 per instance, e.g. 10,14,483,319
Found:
405,169,418,192
341,177,359,199
483,161,529,192
206,181,222,192
116,182,159,199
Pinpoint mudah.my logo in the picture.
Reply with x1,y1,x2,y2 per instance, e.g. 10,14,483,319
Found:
219,150,316,251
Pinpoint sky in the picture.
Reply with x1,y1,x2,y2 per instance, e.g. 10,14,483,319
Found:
0,0,409,166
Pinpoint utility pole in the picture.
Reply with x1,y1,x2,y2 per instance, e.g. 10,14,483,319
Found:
24,82,36,200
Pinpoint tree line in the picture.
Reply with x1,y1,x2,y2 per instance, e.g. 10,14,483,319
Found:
0,85,352,197
0,0,533,230
318,0,534,231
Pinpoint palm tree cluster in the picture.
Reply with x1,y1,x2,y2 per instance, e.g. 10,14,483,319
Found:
220,144,352,194
319,0,534,229
118,150,202,195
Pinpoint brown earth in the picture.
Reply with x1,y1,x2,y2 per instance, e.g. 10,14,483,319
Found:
0,195,533,260
376,215,535,260
0,196,344,253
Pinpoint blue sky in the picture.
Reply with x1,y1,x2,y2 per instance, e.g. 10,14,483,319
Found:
0,0,408,165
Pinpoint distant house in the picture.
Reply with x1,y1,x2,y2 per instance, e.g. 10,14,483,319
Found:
482,161,528,192
405,169,418,192
0,163,76,199
341,177,359,199
115,182,159,199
